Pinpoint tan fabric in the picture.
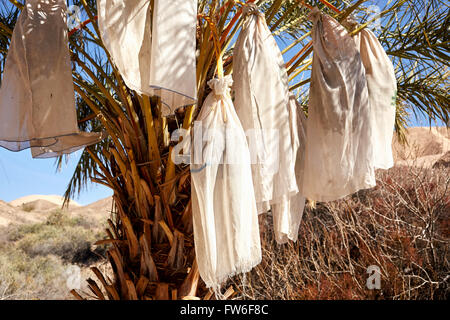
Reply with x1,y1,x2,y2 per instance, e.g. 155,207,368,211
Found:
233,4,299,215
354,29,397,170
30,132,104,159
272,95,306,244
0,0,102,158
191,75,261,290
300,8,375,202
97,0,197,116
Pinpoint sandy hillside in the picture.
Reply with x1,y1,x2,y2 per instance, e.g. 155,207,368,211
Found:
393,127,450,167
0,195,112,228
9,195,80,208
0,200,47,227
71,197,114,222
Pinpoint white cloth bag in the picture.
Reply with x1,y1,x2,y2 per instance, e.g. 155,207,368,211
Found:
354,29,397,170
191,75,261,290
271,95,306,244
97,0,197,116
233,4,298,215
0,0,102,158
301,8,375,202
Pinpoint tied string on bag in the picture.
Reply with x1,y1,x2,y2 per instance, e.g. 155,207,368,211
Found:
220,0,257,46
342,15,359,33
217,0,257,69
298,1,381,37
242,2,259,16
285,1,342,71
206,76,234,124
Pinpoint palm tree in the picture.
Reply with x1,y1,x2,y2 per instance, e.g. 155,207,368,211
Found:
0,0,448,300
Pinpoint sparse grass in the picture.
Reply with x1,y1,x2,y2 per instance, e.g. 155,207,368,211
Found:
0,210,108,300
45,209,92,229
14,224,104,265
0,242,68,300
230,165,449,300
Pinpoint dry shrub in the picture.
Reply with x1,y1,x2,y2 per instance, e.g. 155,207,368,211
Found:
21,203,35,212
6,211,106,266
0,243,68,300
0,210,109,300
231,165,449,300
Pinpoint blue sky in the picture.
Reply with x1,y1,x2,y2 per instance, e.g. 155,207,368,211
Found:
0,0,446,205
0,148,113,205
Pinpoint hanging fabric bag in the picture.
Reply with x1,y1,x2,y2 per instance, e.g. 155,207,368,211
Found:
301,8,376,202
0,0,103,158
191,75,261,290
272,95,307,244
233,4,299,214
354,28,397,170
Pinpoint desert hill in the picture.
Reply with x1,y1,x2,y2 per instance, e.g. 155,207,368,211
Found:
393,126,449,167
0,199,45,227
0,195,111,228
9,194,80,209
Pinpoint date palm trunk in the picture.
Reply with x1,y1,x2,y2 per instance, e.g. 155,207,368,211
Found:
71,93,203,300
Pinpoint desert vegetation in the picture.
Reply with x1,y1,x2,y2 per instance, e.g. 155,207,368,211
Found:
0,210,107,300
1,163,448,300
